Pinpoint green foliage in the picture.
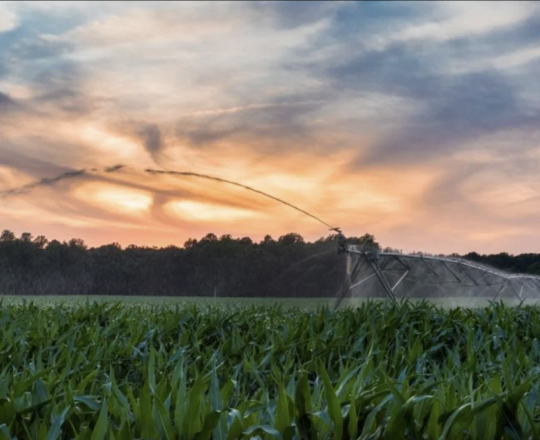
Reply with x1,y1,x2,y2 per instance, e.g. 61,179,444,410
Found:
1,300,540,438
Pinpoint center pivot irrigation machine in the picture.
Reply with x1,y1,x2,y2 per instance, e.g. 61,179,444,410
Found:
333,228,540,306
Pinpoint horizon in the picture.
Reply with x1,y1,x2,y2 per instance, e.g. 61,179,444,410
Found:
2,227,535,258
1,1,540,255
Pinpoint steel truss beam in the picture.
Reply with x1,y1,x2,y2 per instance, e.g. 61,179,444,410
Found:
344,247,540,300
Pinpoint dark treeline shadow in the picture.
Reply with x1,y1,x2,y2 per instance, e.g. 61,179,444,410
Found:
0,230,538,297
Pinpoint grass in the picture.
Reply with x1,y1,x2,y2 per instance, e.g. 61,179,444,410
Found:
1,299,540,438
0,295,336,308
2,294,539,309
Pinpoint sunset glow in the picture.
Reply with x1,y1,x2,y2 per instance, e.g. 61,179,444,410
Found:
1,1,539,254
165,200,259,222
74,183,153,214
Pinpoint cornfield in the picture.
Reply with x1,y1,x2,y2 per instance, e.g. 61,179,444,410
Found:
1,300,540,439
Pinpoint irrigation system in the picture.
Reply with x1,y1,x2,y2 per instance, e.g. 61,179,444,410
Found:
335,231,540,305
4,165,540,304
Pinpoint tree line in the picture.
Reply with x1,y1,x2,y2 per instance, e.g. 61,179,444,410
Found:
461,251,540,276
0,230,538,297
0,230,376,297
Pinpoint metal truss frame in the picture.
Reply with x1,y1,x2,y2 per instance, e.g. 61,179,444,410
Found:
344,246,540,301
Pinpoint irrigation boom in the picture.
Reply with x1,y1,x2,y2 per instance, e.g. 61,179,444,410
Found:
337,241,540,305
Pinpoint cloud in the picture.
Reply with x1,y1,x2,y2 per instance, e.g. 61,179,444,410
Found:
0,2,540,253
248,1,341,29
0,3,18,33
139,124,162,155
356,71,532,165
173,96,331,157
385,2,534,46
0,92,17,111
318,23,540,167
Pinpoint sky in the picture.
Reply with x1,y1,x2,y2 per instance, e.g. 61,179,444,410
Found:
0,1,539,254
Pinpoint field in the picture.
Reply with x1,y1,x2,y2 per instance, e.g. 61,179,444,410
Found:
2,295,539,309
1,298,540,439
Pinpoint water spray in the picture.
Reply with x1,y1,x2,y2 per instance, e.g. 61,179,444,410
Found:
0,165,125,197
145,169,341,232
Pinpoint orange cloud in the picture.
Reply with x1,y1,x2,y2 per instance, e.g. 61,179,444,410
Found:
1,1,540,254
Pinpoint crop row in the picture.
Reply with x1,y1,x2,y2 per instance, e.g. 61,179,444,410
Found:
1,300,540,439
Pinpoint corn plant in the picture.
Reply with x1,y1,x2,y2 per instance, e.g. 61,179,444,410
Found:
0,300,540,439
